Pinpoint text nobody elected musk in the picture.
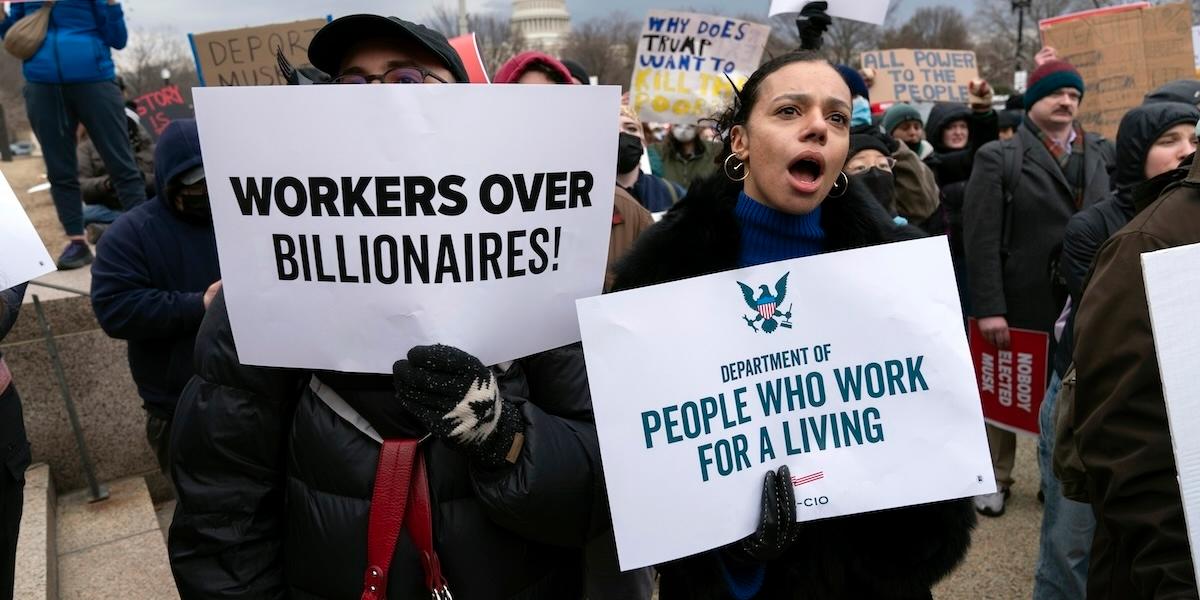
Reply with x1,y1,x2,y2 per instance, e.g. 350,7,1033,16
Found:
228,172,595,285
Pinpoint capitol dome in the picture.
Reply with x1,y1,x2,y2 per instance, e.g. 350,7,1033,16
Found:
511,0,571,52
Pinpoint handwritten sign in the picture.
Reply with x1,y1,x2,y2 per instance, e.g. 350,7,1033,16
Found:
189,18,329,86
768,0,893,26
1143,242,1200,588
578,237,994,570
860,49,979,104
630,10,770,126
193,84,618,373
131,85,194,140
968,318,1049,436
0,173,54,290
1041,2,1195,139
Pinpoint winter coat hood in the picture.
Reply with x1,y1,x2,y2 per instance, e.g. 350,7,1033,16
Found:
1115,102,1200,193
926,103,971,154
494,51,575,84
152,119,203,212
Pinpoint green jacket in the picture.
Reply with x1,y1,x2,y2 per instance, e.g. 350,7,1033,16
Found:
654,138,721,189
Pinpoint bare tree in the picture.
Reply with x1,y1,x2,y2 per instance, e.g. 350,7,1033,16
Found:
427,5,525,78
880,6,973,50
115,27,200,101
561,14,641,86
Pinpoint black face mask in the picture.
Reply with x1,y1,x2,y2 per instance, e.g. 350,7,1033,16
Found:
617,132,644,174
176,191,212,224
851,168,896,212
903,139,922,153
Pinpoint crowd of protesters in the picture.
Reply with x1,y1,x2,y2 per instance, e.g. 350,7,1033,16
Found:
2,1,1200,599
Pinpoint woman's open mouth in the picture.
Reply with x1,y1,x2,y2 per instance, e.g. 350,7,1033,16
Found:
788,153,825,195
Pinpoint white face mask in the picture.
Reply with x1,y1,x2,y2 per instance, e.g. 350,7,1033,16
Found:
672,124,697,143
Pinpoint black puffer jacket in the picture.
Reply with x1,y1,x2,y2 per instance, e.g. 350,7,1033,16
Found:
923,104,998,248
168,294,603,599
612,173,976,600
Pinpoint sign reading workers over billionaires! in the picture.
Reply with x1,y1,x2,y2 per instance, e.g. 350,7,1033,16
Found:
578,237,995,571
630,10,770,126
193,85,618,373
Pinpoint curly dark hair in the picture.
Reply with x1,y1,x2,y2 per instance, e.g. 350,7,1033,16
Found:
714,50,832,158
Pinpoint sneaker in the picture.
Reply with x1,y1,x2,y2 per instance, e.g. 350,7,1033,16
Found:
56,240,93,270
85,222,110,246
974,488,1011,517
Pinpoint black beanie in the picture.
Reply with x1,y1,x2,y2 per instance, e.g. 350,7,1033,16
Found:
849,133,891,160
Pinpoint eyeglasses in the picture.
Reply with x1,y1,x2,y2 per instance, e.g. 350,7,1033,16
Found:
332,66,447,85
845,157,896,175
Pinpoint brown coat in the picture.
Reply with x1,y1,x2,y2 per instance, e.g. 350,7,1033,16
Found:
1073,157,1200,599
605,187,654,292
891,143,940,223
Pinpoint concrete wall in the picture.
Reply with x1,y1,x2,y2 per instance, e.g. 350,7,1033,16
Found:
1,293,165,496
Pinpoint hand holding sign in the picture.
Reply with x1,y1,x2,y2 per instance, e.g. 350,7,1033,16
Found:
1035,46,1059,68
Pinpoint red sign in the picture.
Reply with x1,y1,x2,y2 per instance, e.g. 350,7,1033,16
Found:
968,318,1050,436
132,85,195,140
449,33,490,84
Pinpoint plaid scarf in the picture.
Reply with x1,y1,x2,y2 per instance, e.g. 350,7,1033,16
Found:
1035,123,1086,167
1034,122,1088,208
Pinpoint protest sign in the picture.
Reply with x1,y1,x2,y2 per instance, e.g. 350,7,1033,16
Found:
449,34,490,83
577,237,995,570
1041,2,1195,139
630,10,770,125
1193,26,1200,75
967,319,1049,437
860,49,979,104
0,173,54,290
189,18,329,86
132,84,195,140
769,0,892,26
193,85,618,373
1143,242,1200,586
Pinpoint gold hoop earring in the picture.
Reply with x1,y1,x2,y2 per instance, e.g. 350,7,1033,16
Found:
828,171,849,198
724,154,748,182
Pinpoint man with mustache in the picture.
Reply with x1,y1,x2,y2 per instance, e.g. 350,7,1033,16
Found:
963,58,1115,518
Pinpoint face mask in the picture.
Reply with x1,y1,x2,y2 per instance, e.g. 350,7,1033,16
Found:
904,139,922,153
852,97,872,128
617,132,644,174
851,168,895,212
672,124,697,143
176,191,212,224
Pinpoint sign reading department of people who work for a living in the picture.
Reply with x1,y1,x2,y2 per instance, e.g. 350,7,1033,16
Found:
577,237,995,570
193,85,619,373
189,18,329,87
1143,242,1200,585
860,49,980,104
0,173,54,290
768,0,892,25
967,319,1049,437
630,10,770,126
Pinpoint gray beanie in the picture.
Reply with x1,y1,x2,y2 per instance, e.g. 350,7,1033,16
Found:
882,104,923,136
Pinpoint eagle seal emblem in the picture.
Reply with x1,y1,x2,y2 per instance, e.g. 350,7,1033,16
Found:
737,273,793,334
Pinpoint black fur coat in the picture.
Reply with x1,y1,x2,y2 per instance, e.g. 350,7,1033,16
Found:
612,174,976,600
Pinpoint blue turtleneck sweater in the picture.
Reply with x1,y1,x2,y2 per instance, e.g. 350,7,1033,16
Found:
735,191,827,267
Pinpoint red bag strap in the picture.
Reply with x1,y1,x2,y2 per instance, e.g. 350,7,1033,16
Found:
361,439,451,600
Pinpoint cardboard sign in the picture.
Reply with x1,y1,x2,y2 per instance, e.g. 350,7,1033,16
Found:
768,0,892,26
193,85,618,373
630,10,770,125
0,173,54,290
1040,2,1195,139
577,237,995,570
449,33,490,84
968,318,1049,436
189,18,329,86
860,49,979,104
131,84,195,140
1143,242,1200,587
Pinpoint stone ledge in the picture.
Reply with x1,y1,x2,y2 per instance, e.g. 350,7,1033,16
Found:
14,463,56,600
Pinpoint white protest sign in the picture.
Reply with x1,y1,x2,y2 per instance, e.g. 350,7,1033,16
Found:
1143,242,1200,585
1193,26,1200,72
0,172,54,290
769,0,892,26
194,85,618,373
630,10,770,126
578,237,994,570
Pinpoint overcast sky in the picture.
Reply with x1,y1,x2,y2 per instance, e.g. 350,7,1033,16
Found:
120,0,968,34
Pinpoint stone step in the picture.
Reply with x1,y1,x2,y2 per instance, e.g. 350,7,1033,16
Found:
55,476,178,600
14,463,56,600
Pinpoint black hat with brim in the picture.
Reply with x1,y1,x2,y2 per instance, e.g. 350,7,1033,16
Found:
308,15,469,84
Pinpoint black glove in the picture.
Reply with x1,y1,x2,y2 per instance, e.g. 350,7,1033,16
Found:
737,466,802,561
393,345,524,468
797,1,832,51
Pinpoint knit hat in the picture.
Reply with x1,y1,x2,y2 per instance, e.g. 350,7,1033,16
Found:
998,109,1023,132
848,132,891,160
835,65,869,101
494,51,575,84
560,59,591,85
881,104,922,136
1024,59,1085,111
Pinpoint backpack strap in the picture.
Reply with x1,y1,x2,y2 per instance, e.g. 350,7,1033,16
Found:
1000,133,1023,263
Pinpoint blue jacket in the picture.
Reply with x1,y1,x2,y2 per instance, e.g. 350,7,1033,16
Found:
628,171,684,213
91,120,219,417
0,0,127,84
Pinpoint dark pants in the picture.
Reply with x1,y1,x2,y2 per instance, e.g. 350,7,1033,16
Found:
146,413,172,484
24,80,146,236
0,385,30,600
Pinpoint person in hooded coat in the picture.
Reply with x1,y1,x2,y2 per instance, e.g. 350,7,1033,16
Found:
90,119,221,477
1034,102,1199,600
612,50,974,600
